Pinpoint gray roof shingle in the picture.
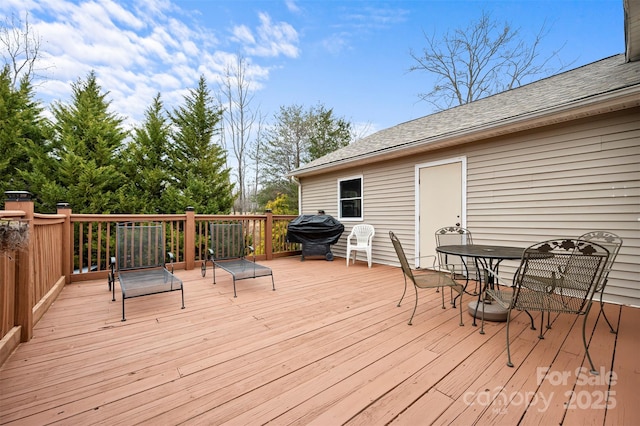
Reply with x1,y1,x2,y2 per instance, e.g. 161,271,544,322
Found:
294,54,640,176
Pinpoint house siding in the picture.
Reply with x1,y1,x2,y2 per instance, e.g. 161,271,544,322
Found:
298,108,640,307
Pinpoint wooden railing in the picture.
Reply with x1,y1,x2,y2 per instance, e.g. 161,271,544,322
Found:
0,192,299,366
68,212,299,282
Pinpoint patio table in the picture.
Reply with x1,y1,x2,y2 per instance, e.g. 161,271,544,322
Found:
436,244,524,327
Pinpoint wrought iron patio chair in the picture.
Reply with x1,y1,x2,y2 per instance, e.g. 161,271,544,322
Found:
108,222,184,322
435,225,480,303
481,238,609,374
201,222,275,297
435,225,478,281
390,231,464,326
579,231,623,333
346,224,375,268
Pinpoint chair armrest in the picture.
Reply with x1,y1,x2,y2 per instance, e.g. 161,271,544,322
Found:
247,245,257,261
417,255,456,278
415,254,437,268
167,252,175,273
435,262,456,274
418,255,455,273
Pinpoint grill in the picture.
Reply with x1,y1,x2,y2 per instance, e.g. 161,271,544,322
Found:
286,214,345,261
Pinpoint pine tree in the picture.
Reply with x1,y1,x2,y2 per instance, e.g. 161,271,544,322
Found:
44,71,128,213
306,104,351,162
169,76,234,214
117,93,173,213
0,66,53,209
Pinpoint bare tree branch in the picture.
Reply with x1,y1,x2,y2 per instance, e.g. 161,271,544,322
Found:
219,54,259,213
409,11,573,111
0,12,46,87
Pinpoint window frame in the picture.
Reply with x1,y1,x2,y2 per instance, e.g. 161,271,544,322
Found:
337,175,363,221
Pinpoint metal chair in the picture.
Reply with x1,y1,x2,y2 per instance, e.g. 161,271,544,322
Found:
346,224,375,268
108,222,184,321
390,231,464,326
579,231,623,333
201,222,275,297
435,226,479,304
481,238,610,374
435,226,478,285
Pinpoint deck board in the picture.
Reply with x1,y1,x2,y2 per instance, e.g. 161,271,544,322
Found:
0,256,637,425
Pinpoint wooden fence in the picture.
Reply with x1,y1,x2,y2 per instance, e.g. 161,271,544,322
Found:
0,192,299,366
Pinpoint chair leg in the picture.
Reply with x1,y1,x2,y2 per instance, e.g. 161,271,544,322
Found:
480,291,486,335
524,310,535,330
506,310,514,367
450,287,457,309
346,249,350,267
408,286,418,325
582,304,599,375
538,311,545,339
599,292,617,334
456,285,464,326
398,276,408,307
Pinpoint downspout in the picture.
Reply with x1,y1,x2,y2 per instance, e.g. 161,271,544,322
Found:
292,175,302,214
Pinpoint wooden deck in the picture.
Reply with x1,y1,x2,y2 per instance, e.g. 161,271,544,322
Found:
0,256,638,425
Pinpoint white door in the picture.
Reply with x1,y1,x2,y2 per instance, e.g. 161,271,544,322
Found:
417,158,465,267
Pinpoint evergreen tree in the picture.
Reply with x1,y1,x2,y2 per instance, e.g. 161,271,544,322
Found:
169,75,233,214
117,93,173,213
42,71,128,213
306,104,351,162
0,66,53,207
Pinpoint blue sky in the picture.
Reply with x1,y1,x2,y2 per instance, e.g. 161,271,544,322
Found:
1,0,624,136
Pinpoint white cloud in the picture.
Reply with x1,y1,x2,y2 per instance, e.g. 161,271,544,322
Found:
321,32,351,55
2,0,292,127
231,25,256,45
242,12,299,58
285,0,301,14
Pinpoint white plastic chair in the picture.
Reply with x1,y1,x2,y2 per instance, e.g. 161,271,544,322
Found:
346,224,375,268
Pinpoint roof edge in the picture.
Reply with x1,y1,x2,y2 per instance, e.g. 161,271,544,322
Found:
291,84,640,178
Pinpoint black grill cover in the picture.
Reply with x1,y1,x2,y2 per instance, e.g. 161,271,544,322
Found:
286,215,344,245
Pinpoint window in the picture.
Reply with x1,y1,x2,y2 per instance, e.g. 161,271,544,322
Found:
338,176,362,220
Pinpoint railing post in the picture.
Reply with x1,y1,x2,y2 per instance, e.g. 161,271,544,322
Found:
185,207,195,270
265,209,273,261
57,203,72,284
4,191,34,342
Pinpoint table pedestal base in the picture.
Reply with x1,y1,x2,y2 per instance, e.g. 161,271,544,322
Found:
468,300,508,322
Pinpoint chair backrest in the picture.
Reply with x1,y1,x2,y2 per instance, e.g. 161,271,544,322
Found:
514,238,610,313
435,226,473,246
116,222,165,271
578,231,623,292
435,226,474,273
389,231,416,283
209,222,247,260
350,224,375,244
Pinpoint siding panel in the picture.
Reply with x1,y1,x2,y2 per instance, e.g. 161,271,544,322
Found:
300,109,640,306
